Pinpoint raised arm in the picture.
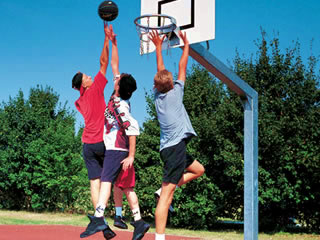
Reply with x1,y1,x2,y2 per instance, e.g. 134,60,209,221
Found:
177,31,189,82
149,31,166,72
100,22,110,76
107,24,120,77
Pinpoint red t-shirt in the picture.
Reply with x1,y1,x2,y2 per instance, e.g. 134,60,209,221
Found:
75,71,108,144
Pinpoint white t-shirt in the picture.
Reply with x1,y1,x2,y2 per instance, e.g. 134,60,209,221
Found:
103,95,139,151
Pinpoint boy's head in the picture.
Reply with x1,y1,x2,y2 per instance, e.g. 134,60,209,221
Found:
116,73,137,100
72,72,93,90
154,69,174,93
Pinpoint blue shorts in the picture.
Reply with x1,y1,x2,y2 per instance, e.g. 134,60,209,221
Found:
82,141,105,180
101,150,128,183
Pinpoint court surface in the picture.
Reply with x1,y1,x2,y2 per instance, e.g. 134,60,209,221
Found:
0,225,202,240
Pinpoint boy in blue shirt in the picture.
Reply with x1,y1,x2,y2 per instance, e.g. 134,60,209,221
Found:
149,31,205,240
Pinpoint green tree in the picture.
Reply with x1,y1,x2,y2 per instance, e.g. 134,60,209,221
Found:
233,31,320,231
0,86,88,211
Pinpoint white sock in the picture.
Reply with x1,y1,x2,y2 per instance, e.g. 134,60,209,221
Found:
155,233,165,240
94,204,106,218
132,207,141,221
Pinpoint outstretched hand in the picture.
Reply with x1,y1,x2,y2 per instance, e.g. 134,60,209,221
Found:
149,30,166,49
106,24,117,44
103,21,108,36
178,31,189,46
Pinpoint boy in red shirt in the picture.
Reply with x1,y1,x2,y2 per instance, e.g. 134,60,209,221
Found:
72,23,115,239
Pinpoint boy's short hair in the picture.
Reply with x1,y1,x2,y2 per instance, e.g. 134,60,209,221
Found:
119,73,137,100
72,72,83,90
154,69,173,93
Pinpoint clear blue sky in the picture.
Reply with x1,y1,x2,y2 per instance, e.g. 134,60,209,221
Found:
1,0,319,130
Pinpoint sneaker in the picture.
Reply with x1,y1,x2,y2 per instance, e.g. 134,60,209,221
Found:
86,215,116,239
131,219,150,240
114,215,128,229
80,215,107,238
103,225,116,240
154,191,174,213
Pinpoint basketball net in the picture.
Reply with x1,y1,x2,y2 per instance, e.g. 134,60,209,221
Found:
134,14,180,55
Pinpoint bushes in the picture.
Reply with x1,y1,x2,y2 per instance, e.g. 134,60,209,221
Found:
0,86,87,212
233,32,320,231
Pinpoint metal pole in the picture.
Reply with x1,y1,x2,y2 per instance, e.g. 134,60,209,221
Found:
243,95,259,240
188,43,259,240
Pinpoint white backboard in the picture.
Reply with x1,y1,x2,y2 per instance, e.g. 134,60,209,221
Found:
139,0,215,54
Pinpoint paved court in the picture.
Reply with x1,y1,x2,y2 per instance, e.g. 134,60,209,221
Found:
0,225,202,240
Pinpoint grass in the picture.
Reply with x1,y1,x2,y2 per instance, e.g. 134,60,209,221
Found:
0,210,320,240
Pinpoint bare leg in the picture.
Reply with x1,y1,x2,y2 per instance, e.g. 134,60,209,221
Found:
123,187,142,222
155,182,176,234
177,160,205,187
155,160,204,208
81,182,114,238
125,187,150,239
123,187,139,210
90,178,101,209
113,185,123,208
113,186,128,229
96,181,113,209
155,160,204,234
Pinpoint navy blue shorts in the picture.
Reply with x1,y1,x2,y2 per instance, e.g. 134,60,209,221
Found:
160,139,194,184
101,150,128,183
83,141,105,180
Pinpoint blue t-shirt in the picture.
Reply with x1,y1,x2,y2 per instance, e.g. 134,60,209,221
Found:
154,80,197,151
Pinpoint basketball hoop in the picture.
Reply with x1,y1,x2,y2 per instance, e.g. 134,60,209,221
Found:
134,14,180,55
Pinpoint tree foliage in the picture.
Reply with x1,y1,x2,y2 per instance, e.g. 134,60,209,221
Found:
233,31,320,231
0,86,87,211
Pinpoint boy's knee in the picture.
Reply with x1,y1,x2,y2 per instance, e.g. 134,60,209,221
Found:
197,164,205,177
123,187,134,195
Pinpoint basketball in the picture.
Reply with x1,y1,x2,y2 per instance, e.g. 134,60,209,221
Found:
98,1,118,22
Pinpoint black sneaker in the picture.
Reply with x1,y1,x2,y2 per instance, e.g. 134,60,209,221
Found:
103,225,116,240
131,219,150,240
80,215,107,238
114,215,128,229
86,215,116,239
154,192,174,213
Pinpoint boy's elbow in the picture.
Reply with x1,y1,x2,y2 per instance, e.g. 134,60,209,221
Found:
111,62,117,70
100,61,107,68
179,58,188,67
178,63,187,72
100,60,108,70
